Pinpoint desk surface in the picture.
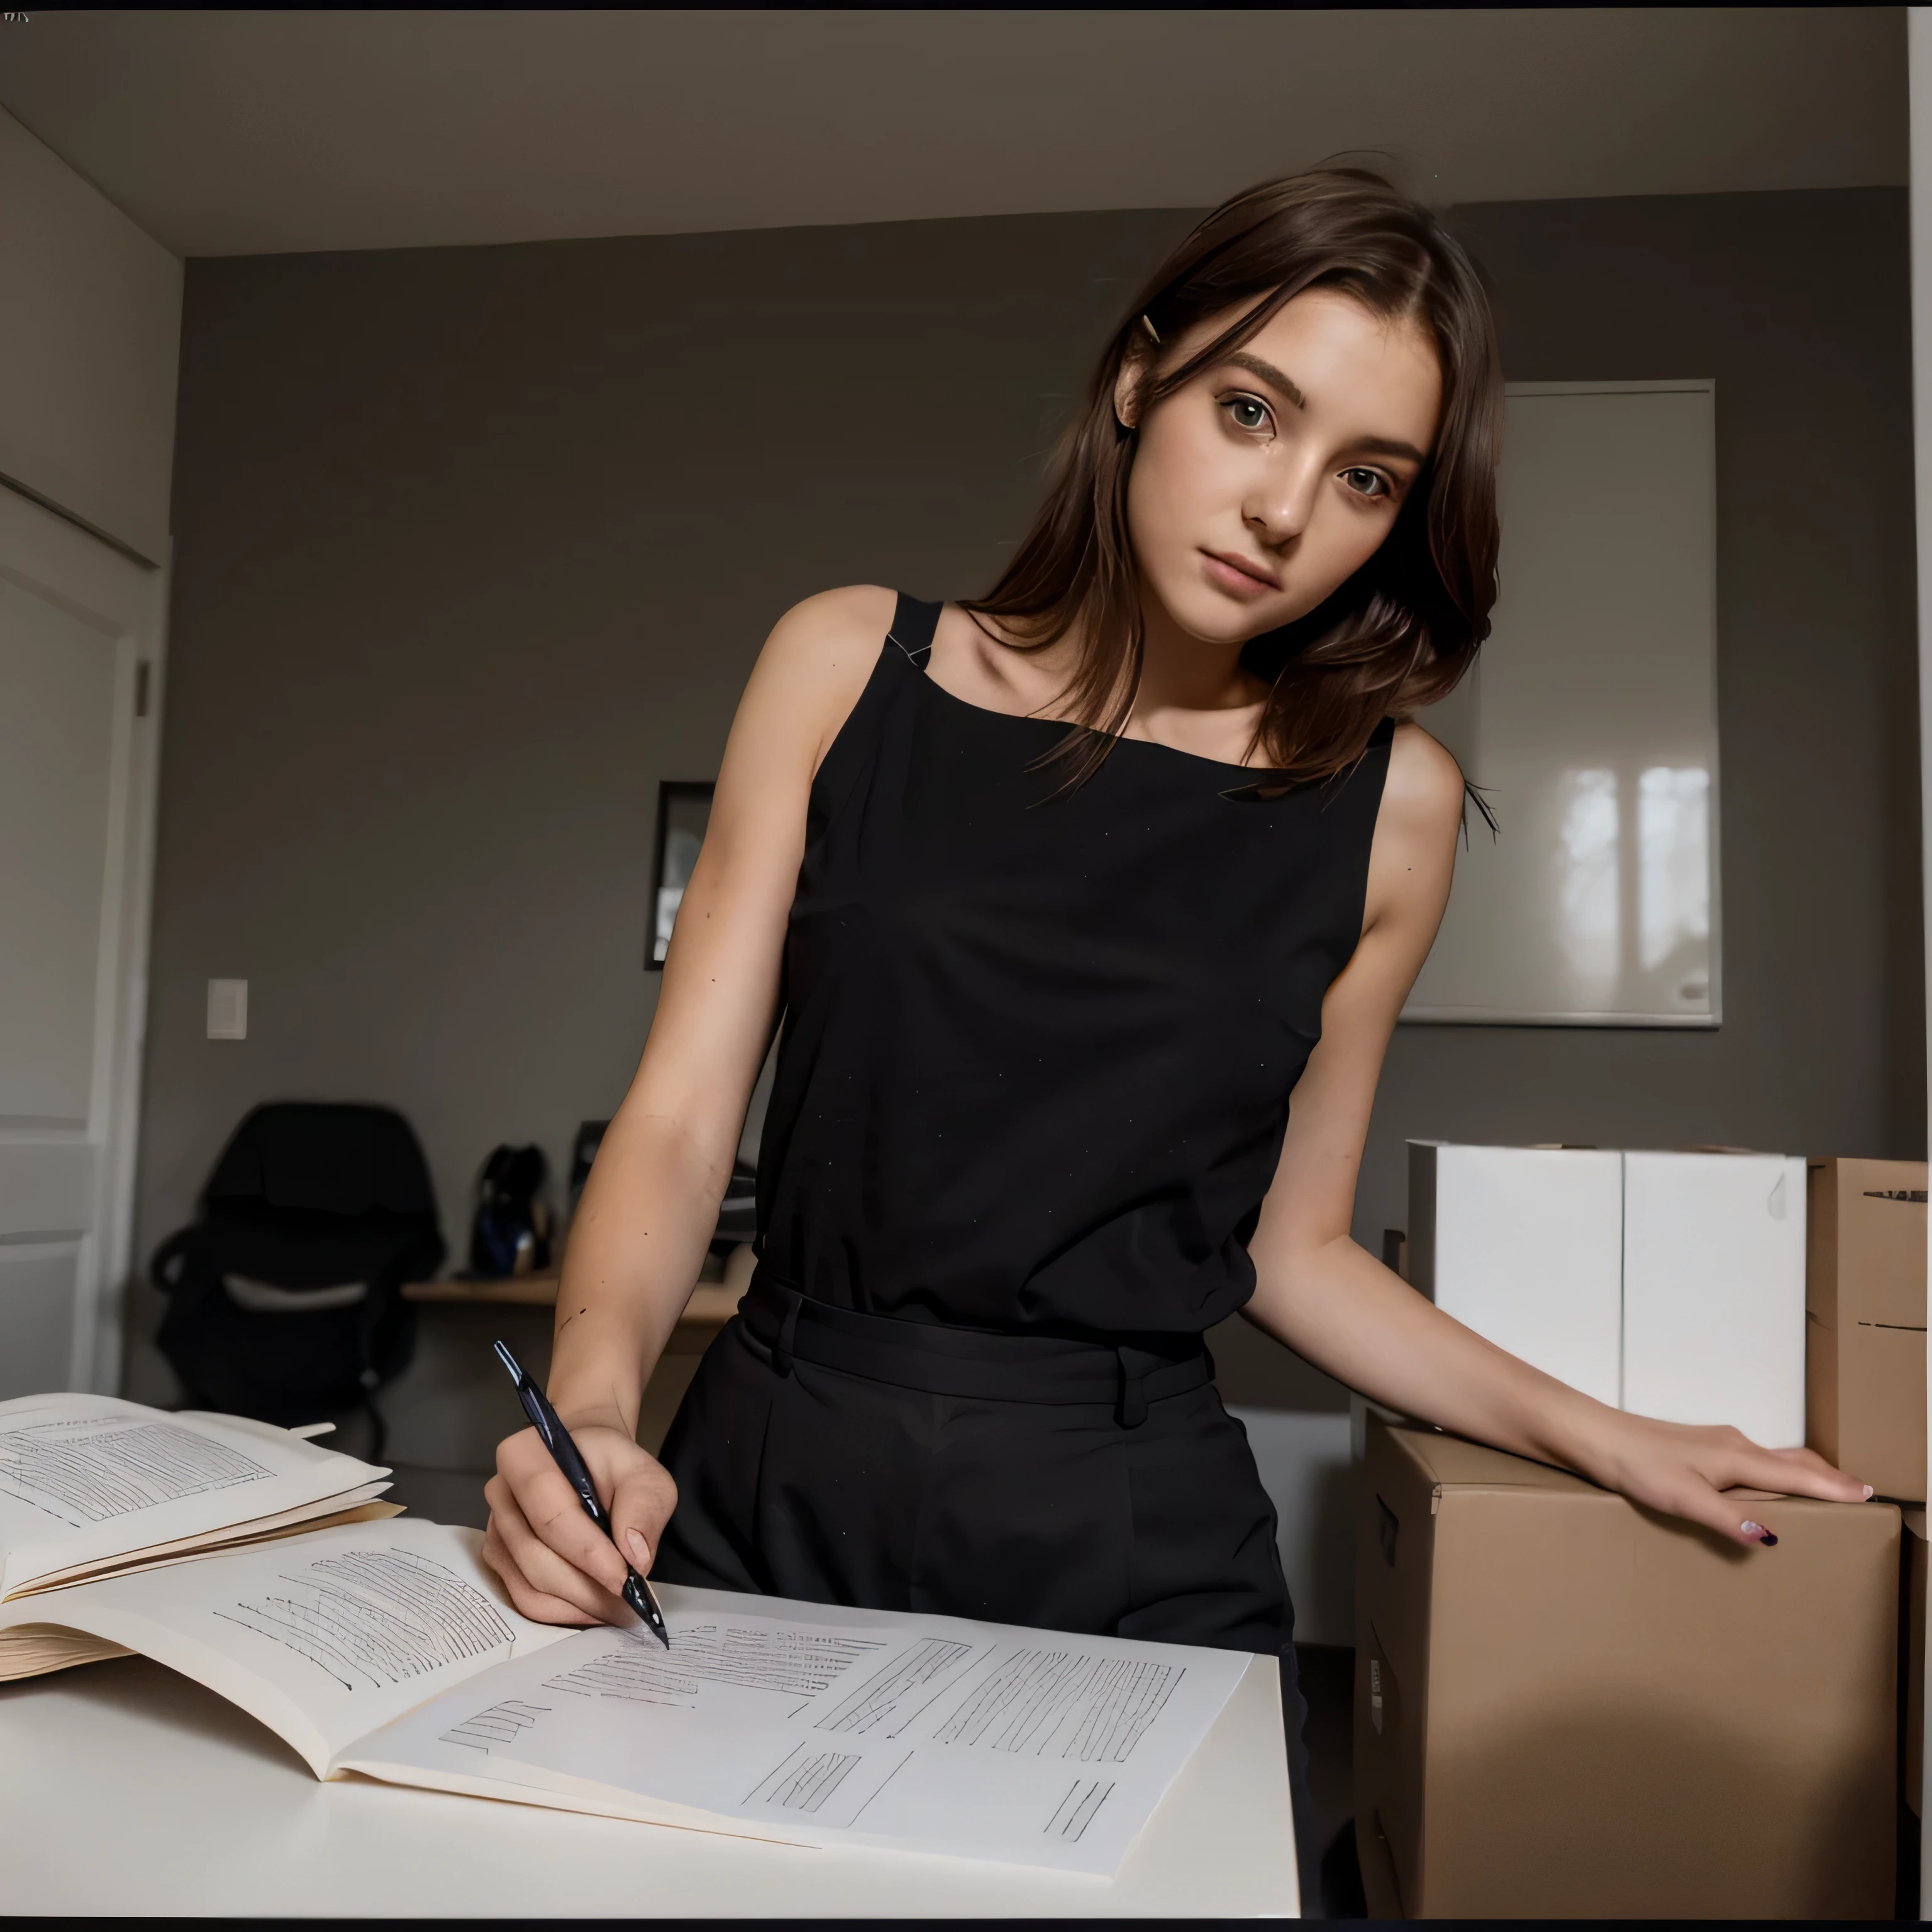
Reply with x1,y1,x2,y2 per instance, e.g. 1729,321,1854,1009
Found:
3,1649,1297,1917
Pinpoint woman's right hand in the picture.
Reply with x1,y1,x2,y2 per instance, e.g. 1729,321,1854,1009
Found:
481,1422,679,1626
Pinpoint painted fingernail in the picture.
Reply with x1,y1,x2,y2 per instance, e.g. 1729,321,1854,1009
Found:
1863,1485,1875,1501
625,1529,651,1565
1741,1521,1778,1545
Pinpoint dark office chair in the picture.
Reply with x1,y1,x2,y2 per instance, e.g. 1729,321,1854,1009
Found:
151,1102,444,1450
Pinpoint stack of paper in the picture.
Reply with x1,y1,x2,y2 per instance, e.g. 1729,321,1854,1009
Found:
0,1392,394,1678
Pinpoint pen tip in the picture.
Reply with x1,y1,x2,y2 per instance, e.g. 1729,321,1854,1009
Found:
493,1338,521,1380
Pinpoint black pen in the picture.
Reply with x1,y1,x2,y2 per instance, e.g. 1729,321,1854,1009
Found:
493,1338,671,1650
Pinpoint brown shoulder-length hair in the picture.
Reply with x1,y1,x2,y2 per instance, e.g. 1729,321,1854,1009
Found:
962,167,1502,784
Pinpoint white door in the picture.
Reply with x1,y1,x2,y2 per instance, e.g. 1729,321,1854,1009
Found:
0,481,164,1399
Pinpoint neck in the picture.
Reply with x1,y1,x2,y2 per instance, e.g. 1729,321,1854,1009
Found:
1129,581,1269,741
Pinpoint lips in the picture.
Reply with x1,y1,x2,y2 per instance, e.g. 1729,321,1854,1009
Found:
1202,550,1280,596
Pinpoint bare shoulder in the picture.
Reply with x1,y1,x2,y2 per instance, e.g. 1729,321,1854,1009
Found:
1382,720,1465,841
735,585,896,775
760,584,896,679
1360,721,1463,935
753,584,894,699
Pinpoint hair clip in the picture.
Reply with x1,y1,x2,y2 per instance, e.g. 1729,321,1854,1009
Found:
1140,314,1161,345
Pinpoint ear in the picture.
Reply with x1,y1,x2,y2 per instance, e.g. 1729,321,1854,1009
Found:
1113,342,1155,431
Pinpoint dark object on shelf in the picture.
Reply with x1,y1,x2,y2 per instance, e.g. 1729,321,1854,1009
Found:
567,1120,608,1219
647,779,714,967
468,1144,552,1279
152,1103,443,1448
711,1157,757,1258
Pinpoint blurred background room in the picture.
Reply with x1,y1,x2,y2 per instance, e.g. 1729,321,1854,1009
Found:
0,8,1924,1917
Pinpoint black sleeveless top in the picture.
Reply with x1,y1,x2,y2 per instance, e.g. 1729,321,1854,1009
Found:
754,596,1394,1338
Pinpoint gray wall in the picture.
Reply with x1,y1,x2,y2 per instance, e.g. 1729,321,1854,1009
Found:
127,206,1196,1407
130,188,1923,1424
1352,187,1925,1261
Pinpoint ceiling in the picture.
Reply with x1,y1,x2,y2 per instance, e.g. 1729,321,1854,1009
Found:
0,8,1907,258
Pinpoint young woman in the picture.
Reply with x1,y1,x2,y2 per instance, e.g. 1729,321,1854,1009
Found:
483,169,1868,1857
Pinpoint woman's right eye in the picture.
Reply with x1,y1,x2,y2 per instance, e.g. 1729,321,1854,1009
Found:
1224,396,1271,433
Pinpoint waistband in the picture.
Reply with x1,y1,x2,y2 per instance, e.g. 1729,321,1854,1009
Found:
737,1270,1212,1428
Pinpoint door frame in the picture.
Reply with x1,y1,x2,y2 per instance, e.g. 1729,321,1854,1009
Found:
89,544,167,1397
0,476,169,1396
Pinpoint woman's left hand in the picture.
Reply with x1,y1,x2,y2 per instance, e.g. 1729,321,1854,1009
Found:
1570,1407,1875,1547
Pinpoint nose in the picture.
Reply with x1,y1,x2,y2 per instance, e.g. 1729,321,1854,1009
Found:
1245,452,1323,550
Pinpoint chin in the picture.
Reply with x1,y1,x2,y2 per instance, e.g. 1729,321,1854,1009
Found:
1156,579,1297,648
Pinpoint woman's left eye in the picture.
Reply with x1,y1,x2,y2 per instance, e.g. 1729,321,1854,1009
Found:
1341,467,1389,498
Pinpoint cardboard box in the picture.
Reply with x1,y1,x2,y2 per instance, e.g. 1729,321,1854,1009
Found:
1355,1417,1899,1918
1407,1143,1623,1407
1807,1158,1927,1502
1623,1150,1807,1446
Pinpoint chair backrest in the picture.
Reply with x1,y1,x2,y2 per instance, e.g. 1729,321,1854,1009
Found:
152,1102,443,1430
204,1102,439,1223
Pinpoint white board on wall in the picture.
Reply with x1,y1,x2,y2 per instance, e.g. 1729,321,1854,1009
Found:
1403,380,1721,1027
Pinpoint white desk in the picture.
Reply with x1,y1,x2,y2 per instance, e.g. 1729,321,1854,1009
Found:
3,1648,1297,1916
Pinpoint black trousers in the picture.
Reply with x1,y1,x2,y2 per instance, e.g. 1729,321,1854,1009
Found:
653,1283,1320,1876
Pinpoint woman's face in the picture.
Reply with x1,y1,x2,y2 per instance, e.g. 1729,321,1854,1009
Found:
1121,288,1443,648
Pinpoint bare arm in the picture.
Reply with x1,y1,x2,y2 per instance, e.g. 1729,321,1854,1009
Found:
1244,723,1870,1546
482,585,896,1622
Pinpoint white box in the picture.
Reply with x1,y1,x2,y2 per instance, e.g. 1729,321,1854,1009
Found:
1407,1142,1624,1407
1621,1150,1806,1446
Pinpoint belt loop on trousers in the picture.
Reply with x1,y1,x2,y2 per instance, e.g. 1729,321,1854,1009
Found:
1116,1347,1147,1429
772,1286,802,1378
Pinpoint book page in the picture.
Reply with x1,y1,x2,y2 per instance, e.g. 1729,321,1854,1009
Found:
13,1489,399,1597
0,1623,132,1681
342,1587,1253,1876
0,1396,389,1597
0,1518,572,1776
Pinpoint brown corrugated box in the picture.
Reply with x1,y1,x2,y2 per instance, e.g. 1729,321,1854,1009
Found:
1807,1158,1927,1502
1355,1416,1899,1918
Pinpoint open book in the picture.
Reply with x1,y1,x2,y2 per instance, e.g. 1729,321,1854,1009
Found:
1,1515,1252,1877
0,1394,394,1677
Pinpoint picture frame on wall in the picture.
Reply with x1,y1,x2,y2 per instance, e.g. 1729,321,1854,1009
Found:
647,780,715,969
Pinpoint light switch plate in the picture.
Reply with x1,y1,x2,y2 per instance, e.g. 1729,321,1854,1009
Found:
206,979,247,1040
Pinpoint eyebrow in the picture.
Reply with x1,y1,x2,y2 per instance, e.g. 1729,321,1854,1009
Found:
1226,352,1306,411
1352,435,1431,465
1223,351,1430,467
